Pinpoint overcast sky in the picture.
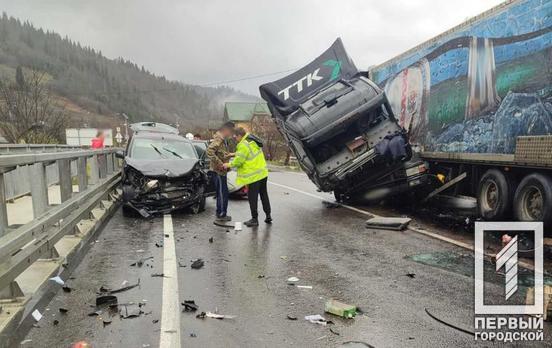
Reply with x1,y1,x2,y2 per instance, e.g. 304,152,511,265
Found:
2,0,503,95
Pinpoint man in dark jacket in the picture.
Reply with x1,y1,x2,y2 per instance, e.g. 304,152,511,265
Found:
206,122,234,221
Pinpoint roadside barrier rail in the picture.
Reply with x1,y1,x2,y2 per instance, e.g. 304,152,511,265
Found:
0,148,121,301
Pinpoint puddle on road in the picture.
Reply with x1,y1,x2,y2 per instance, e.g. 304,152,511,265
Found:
407,251,552,287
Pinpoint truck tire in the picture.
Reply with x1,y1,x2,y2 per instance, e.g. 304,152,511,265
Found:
477,169,513,220
513,173,552,224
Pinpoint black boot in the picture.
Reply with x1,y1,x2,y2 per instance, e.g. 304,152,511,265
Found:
244,218,259,227
264,215,272,224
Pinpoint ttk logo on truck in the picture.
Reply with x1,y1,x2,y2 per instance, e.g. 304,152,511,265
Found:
278,59,342,101
474,222,544,343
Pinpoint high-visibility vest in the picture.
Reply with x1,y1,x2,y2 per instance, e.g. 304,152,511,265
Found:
230,133,268,186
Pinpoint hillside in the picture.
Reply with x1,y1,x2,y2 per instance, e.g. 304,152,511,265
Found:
0,13,257,129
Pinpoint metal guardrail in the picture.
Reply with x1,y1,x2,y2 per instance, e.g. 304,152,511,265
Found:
0,144,83,154
0,148,121,301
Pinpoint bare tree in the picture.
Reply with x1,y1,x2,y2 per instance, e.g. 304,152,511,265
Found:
0,69,67,144
251,115,288,162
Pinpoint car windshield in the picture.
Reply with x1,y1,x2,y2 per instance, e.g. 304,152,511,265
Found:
130,137,197,160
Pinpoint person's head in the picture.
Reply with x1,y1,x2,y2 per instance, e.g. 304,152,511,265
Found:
218,121,235,138
96,130,105,139
233,127,247,142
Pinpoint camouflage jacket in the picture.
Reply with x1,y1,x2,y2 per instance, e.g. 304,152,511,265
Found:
206,132,230,176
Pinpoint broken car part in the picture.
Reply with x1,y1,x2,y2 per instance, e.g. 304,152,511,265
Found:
365,217,411,231
182,300,199,312
191,259,204,269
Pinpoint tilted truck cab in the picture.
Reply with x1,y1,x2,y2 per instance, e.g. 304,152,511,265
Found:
260,38,428,201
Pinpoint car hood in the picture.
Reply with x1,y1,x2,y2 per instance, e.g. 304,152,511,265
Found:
125,157,199,178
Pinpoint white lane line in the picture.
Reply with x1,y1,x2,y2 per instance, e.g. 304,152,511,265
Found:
269,178,537,269
268,180,382,218
159,214,181,348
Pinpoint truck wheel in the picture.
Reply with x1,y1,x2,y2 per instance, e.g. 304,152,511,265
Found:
477,169,513,220
513,173,552,224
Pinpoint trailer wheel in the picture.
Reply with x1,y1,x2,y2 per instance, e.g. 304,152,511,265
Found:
477,169,513,220
513,173,552,224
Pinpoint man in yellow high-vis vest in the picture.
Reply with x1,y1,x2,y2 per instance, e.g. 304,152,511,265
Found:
223,127,271,227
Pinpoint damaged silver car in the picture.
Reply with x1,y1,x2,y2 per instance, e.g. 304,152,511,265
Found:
116,122,215,217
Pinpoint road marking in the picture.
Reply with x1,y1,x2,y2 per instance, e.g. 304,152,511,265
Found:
159,214,181,348
268,180,381,218
269,178,537,270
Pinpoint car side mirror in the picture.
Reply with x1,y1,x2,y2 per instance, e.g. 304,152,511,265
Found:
115,150,125,159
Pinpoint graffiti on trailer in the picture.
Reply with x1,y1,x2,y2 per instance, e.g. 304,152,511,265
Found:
370,0,552,154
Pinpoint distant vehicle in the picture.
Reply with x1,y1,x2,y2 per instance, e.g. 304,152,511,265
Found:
260,39,427,202
192,139,248,198
116,122,215,217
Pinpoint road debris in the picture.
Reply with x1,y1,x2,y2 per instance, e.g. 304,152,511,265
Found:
49,276,65,286
120,304,143,319
257,274,265,279
304,314,332,326
152,319,159,324
196,312,206,319
297,285,313,290
59,307,69,313
31,309,42,322
102,319,112,326
96,295,118,307
151,273,166,278
209,237,214,243
130,256,153,267
190,333,197,338
206,311,236,319
424,308,474,336
287,314,297,320
182,300,199,312
62,285,72,292
286,277,299,284
234,222,242,231
329,327,340,335
365,217,411,231
325,299,357,318
404,273,416,278
88,310,102,317
99,279,140,294
155,241,164,248
191,259,204,269
178,261,187,267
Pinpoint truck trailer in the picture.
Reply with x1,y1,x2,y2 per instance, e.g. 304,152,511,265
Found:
369,0,552,224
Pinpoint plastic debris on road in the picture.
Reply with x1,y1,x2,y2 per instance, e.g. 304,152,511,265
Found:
325,299,357,318
31,309,42,322
49,276,65,286
206,311,236,319
297,285,313,289
287,277,299,283
305,314,331,325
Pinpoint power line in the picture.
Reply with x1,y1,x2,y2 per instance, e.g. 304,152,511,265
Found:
198,67,299,87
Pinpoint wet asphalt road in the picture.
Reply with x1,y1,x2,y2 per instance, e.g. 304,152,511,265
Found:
22,169,551,347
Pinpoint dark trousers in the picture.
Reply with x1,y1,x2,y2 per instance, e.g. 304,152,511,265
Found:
214,174,229,217
247,177,271,219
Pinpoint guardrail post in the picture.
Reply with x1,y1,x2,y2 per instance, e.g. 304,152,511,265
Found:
89,155,100,185
0,172,8,235
58,159,73,202
30,162,49,218
99,155,107,179
77,157,88,192
106,153,114,174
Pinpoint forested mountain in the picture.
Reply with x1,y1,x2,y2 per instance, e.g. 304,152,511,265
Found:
0,13,256,128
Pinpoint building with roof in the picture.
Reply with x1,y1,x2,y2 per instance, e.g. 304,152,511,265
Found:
223,102,271,132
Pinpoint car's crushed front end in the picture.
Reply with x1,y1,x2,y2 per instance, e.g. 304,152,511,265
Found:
121,158,208,218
